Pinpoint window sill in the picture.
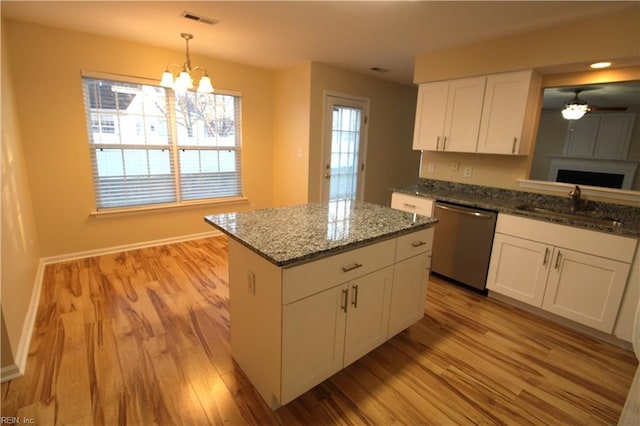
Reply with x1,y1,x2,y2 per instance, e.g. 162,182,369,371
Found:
89,196,250,218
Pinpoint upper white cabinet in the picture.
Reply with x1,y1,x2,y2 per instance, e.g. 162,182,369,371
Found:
486,214,637,333
413,77,485,152
564,112,635,159
413,70,541,155
476,70,541,155
414,77,485,152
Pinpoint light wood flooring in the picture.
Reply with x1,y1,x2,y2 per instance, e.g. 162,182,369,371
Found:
2,235,637,425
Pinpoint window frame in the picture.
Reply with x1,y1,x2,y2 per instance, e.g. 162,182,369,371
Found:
81,71,245,214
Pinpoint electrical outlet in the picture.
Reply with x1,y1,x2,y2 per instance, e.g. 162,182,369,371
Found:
451,161,460,172
427,162,435,172
463,166,473,178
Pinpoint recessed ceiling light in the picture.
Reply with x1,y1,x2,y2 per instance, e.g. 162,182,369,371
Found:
590,61,612,69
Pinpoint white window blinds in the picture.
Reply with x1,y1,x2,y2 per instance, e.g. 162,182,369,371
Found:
82,76,242,210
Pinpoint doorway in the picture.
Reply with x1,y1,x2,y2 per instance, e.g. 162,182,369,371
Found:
321,93,369,202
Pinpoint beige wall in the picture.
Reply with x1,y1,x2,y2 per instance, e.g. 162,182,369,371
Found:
1,26,42,371
4,19,275,257
273,64,312,207
308,63,420,206
413,7,640,200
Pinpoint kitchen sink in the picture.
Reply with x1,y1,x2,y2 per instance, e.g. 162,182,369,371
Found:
515,204,624,228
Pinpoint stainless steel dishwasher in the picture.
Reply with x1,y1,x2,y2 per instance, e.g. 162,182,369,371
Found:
432,201,497,291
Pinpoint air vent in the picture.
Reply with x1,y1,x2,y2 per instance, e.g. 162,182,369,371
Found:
181,11,219,26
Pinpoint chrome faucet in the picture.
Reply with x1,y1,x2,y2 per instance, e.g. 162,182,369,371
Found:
569,185,581,213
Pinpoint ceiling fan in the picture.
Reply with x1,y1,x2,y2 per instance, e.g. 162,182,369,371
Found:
561,88,627,120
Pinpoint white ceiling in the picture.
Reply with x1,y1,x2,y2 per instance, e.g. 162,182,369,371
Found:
2,1,637,86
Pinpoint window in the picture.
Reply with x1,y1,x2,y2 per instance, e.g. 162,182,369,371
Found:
82,75,242,210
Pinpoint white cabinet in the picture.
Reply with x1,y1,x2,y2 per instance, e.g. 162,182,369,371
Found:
282,265,393,402
486,233,551,307
228,227,434,408
487,214,636,333
476,70,540,155
542,247,630,331
413,70,540,155
412,77,485,152
390,192,434,217
564,113,635,159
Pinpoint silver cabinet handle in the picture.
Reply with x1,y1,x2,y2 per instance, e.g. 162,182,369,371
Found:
351,284,359,308
443,136,447,151
512,137,517,154
412,241,427,248
543,247,550,266
436,136,440,151
554,251,562,269
341,288,349,313
403,203,417,209
342,263,363,273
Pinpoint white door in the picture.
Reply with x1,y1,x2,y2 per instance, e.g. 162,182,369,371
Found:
343,266,393,367
322,94,369,202
486,233,552,307
542,247,630,333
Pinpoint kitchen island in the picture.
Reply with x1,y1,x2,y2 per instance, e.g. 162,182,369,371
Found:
204,201,437,408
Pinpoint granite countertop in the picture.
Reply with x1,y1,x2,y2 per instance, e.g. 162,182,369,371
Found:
394,180,640,239
204,201,438,267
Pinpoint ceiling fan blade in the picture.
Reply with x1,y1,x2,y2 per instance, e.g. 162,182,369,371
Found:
590,105,628,111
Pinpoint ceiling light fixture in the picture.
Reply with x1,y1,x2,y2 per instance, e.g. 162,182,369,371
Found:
590,61,612,69
160,33,214,94
561,89,591,120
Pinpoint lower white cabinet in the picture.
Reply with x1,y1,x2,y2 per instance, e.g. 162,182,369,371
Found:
486,233,551,307
390,192,434,217
229,227,434,409
487,214,636,333
542,247,630,331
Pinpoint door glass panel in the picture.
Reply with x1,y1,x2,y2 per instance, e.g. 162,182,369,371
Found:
329,106,361,201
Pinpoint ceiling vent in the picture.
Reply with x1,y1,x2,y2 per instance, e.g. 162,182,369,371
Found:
181,11,219,26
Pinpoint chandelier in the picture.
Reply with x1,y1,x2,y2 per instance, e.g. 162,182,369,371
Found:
160,33,214,94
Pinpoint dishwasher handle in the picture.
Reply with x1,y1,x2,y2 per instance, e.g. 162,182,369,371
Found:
435,203,495,219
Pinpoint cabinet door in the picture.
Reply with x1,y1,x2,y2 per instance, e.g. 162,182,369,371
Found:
343,266,394,366
593,113,635,159
388,252,430,338
477,71,533,154
486,233,551,307
564,115,599,157
281,284,347,404
442,76,486,152
413,82,448,150
542,248,631,333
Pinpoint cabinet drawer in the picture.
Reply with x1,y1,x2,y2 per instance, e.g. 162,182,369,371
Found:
283,238,396,304
391,193,434,217
395,228,434,262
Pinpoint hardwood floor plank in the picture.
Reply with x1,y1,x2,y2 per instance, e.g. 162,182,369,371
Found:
2,236,637,425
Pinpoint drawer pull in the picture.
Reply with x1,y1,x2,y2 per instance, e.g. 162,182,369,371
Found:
341,288,349,313
342,263,363,273
411,241,427,248
543,247,550,266
403,203,417,209
351,284,359,308
554,251,562,269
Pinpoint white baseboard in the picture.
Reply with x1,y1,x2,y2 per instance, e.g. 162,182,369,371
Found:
1,230,223,383
41,230,223,265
